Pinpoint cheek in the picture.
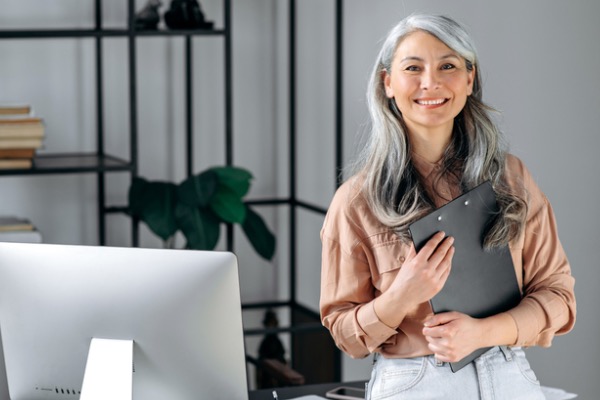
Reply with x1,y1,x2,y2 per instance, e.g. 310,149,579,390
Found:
385,79,406,99
387,77,417,99
446,75,472,94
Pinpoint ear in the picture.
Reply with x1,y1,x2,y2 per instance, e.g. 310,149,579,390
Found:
382,69,394,98
466,66,476,96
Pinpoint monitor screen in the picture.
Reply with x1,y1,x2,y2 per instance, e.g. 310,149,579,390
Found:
0,242,249,400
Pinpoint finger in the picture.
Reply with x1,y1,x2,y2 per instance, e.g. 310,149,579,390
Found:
423,329,444,342
424,315,440,328
440,246,454,273
427,235,455,264
434,352,452,363
432,245,454,282
427,338,456,358
433,347,460,363
427,342,450,360
423,322,439,335
417,231,447,259
425,311,457,327
423,323,448,340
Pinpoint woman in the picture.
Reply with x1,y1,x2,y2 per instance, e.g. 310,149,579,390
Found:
320,13,576,399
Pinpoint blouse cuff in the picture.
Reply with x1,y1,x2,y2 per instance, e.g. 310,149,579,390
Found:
356,301,398,351
506,298,547,346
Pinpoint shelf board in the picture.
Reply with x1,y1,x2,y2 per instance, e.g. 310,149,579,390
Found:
133,28,225,37
0,28,225,39
244,323,326,337
0,153,133,176
242,301,325,337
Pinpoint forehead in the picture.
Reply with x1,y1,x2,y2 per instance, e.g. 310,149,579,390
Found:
394,30,458,60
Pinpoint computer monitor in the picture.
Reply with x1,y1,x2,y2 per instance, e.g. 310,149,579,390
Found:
0,242,249,400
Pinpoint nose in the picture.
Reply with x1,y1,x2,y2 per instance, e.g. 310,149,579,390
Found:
421,69,440,90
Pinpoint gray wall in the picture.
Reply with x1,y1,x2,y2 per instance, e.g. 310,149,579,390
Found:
296,1,599,397
1,0,598,397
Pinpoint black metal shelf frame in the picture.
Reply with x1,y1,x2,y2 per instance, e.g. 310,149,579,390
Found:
0,28,226,39
0,0,232,244
239,0,345,384
0,153,132,176
1,0,344,385
124,0,233,245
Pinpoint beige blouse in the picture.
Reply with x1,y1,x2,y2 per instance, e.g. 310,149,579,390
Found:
320,154,576,359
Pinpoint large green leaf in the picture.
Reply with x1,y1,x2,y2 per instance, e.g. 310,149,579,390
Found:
242,206,276,260
127,167,276,262
128,178,178,240
128,177,149,217
175,204,220,250
210,186,247,224
177,169,218,207
211,166,253,198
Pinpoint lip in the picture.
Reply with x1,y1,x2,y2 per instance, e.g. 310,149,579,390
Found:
414,98,449,107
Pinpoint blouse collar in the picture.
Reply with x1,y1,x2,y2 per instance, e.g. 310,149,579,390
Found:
410,151,444,179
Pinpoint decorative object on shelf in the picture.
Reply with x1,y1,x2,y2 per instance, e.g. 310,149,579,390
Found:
255,309,306,388
164,0,214,30
128,166,275,260
135,0,162,30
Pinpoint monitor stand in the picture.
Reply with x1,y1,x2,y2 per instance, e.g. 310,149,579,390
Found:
0,330,9,400
80,338,133,400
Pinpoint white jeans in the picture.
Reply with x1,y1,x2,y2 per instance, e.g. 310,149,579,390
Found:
366,346,545,400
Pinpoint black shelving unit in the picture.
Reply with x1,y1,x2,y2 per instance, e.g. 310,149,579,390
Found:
0,0,232,246
1,0,345,387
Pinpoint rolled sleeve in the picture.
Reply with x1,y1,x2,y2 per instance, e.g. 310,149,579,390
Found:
320,234,399,358
506,163,576,347
319,178,403,358
356,301,399,351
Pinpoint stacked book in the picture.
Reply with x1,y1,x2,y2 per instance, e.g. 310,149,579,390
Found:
0,104,45,170
0,216,42,243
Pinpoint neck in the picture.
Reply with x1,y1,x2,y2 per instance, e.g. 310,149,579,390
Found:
406,124,453,163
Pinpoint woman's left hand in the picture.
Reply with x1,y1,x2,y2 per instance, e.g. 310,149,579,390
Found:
422,311,485,363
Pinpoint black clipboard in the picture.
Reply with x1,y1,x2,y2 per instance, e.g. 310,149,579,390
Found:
408,181,521,372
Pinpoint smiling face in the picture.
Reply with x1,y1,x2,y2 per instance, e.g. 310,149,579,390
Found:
383,30,475,148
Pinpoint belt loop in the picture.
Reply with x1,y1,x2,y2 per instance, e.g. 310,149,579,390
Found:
435,357,444,367
499,345,512,361
372,352,378,365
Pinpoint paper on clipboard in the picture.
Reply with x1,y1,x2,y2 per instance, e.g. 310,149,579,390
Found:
408,181,521,372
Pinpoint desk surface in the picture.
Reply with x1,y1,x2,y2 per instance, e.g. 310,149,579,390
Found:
249,381,366,400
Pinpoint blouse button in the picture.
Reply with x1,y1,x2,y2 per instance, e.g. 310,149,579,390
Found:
399,256,406,263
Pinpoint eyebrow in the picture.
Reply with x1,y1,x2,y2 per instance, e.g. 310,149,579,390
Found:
400,53,461,63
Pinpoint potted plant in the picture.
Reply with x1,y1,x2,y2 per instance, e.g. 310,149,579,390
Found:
128,166,276,260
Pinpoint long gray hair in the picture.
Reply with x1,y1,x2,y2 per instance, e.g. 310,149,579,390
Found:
353,13,526,248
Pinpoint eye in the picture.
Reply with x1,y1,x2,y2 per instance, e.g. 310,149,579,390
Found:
441,63,456,71
405,65,421,72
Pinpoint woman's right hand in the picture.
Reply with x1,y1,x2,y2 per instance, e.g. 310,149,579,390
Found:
394,231,455,304
374,231,454,328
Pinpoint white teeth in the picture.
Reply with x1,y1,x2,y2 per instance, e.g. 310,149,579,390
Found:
417,99,446,105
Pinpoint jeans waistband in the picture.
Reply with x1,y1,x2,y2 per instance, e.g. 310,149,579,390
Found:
433,346,513,367
373,345,516,367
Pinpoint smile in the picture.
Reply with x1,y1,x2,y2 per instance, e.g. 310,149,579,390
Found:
415,98,448,106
